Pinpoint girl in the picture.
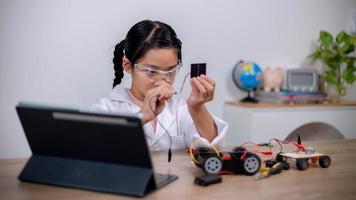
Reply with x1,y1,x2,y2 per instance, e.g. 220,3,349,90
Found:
91,20,228,150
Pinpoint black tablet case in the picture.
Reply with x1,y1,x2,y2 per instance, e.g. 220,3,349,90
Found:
16,103,177,197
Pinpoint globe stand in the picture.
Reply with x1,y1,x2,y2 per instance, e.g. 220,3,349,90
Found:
240,90,258,103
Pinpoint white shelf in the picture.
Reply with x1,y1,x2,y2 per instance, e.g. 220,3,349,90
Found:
222,100,356,145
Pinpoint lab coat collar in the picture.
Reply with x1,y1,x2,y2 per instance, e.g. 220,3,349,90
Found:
109,85,141,116
109,85,134,104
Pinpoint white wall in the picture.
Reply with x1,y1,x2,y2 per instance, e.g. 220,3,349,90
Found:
1,0,355,159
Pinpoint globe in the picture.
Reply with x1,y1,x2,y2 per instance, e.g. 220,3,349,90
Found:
232,60,262,103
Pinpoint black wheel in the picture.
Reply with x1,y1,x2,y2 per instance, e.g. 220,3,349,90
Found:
319,155,331,168
193,152,202,168
240,154,261,175
196,147,212,155
194,147,215,168
296,158,309,170
233,146,246,152
275,153,284,162
202,156,223,174
232,146,247,158
282,161,290,170
265,159,276,168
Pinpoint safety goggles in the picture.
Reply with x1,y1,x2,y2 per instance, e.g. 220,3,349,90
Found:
134,63,182,81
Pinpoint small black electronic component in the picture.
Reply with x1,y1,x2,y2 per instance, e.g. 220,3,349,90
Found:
257,143,273,147
194,174,222,186
191,63,206,78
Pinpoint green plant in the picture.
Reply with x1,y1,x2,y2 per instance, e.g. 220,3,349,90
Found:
309,30,356,95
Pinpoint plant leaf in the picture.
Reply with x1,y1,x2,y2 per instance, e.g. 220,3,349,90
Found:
341,43,355,55
308,51,321,60
326,59,340,70
323,71,338,84
311,30,356,89
320,50,333,61
342,67,355,84
319,31,333,47
336,31,348,44
349,35,356,45
321,50,340,70
343,58,356,84
337,85,346,94
346,56,356,68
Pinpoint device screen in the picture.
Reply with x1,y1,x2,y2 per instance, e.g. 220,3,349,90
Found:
291,72,313,86
191,63,206,78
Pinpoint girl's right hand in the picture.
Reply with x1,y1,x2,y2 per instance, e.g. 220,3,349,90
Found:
140,80,173,123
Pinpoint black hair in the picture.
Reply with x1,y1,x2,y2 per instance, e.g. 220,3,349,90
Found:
112,20,182,88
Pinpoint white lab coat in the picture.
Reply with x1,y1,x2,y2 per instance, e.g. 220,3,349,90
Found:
90,85,228,150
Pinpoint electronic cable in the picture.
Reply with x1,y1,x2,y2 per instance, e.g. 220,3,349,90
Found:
173,72,191,95
147,72,191,162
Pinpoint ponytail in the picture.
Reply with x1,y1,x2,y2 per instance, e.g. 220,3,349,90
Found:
112,39,126,88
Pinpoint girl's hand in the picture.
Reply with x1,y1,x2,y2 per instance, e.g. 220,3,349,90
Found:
187,75,216,110
140,80,173,123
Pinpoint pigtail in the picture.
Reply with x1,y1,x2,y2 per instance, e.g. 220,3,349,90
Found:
112,39,126,88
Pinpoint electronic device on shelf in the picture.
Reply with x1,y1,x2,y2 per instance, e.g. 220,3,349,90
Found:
287,69,318,93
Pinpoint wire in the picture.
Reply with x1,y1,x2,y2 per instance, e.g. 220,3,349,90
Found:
268,138,283,154
173,72,191,95
131,69,191,163
156,115,173,162
240,141,262,151
188,144,222,165
211,144,222,158
145,72,190,162
146,71,205,162
237,141,274,158
147,95,173,162
267,137,306,155
189,147,200,164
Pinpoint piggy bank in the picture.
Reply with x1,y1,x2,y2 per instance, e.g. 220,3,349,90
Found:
262,67,283,92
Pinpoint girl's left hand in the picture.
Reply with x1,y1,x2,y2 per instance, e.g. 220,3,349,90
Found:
187,75,216,110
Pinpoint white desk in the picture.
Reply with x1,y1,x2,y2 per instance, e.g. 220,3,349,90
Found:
223,100,356,145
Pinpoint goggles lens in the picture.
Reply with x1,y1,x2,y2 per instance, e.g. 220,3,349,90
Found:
134,63,181,81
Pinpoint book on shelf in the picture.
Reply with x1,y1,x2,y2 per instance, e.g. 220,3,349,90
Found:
256,90,327,104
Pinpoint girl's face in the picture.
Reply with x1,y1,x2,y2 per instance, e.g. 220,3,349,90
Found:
130,48,179,100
